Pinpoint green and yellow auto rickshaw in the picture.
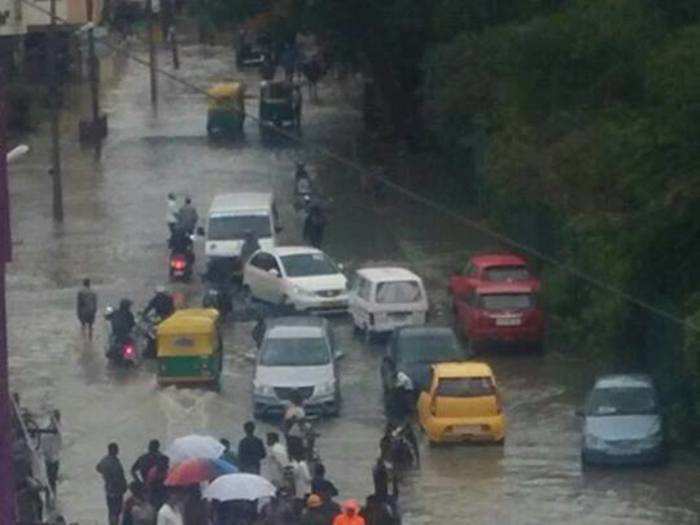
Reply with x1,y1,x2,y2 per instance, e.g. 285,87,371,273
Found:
206,82,246,138
156,308,223,390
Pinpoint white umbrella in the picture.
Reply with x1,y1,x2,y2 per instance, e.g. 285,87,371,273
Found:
165,435,225,465
203,473,276,501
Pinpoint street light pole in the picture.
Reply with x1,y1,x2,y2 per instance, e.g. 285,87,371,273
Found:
0,65,15,525
48,0,64,222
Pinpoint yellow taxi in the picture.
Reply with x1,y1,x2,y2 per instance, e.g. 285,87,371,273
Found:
417,362,505,444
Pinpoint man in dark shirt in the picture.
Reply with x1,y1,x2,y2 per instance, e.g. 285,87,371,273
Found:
237,421,266,474
131,439,169,509
96,442,128,525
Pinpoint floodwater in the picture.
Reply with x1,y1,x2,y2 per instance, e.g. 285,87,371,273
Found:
7,42,700,524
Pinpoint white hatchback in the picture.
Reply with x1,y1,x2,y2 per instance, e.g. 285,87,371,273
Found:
349,267,428,335
243,246,348,313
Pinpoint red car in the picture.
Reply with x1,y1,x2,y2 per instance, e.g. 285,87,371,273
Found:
449,253,540,300
453,282,544,352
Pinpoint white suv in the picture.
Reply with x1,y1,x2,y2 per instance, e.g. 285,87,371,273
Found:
252,317,341,418
243,246,348,313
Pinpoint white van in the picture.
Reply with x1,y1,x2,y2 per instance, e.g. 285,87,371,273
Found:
349,267,428,336
205,192,279,263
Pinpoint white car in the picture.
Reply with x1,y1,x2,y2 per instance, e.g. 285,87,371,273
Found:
243,246,348,313
253,316,341,418
349,267,428,336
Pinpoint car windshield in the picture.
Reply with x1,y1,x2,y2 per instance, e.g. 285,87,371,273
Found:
260,337,330,367
436,377,496,397
208,215,271,241
397,333,461,364
281,253,338,277
586,386,659,416
485,265,530,282
479,293,534,310
375,281,422,304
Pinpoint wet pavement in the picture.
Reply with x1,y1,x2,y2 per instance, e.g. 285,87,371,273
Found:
7,42,700,524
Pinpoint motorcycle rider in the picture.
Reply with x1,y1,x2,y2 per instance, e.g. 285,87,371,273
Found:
177,197,199,235
144,286,175,319
202,257,234,315
168,226,195,265
106,299,135,358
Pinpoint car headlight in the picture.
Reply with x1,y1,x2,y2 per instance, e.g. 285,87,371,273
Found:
584,433,604,449
254,383,274,396
315,380,335,396
291,285,316,298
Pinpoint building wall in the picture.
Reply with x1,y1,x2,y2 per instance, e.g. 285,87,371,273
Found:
66,0,102,24
22,0,69,30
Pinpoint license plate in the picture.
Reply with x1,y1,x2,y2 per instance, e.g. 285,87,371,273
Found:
496,317,521,326
454,425,485,435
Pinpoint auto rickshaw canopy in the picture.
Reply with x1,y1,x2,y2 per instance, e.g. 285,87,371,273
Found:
157,308,220,357
207,82,246,109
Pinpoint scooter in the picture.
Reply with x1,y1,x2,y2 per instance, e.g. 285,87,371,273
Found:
105,334,138,367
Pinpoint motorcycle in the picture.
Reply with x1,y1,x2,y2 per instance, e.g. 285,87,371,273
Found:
202,284,233,318
104,306,139,367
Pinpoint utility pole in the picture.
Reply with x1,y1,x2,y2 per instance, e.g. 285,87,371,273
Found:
48,0,64,222
0,65,15,525
79,0,107,143
147,0,158,107
170,24,179,70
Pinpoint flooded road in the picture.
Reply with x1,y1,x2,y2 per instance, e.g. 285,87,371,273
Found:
7,42,700,524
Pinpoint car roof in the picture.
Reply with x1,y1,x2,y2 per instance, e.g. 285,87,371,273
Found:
594,374,655,389
474,282,536,295
266,323,326,339
433,362,494,378
270,246,325,257
471,253,527,268
356,267,422,283
395,326,454,338
209,192,273,213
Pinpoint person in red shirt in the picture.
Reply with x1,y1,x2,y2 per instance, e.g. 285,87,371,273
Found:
332,499,365,525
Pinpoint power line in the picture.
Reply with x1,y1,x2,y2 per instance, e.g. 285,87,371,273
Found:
18,0,700,333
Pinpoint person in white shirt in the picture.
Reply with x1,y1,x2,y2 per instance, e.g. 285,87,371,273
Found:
157,491,183,525
265,432,289,487
288,446,311,498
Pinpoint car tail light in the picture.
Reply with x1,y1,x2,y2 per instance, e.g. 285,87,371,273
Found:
171,256,186,270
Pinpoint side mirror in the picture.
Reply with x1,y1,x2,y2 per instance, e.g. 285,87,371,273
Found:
268,268,280,277
334,349,345,359
337,263,345,272
196,227,205,236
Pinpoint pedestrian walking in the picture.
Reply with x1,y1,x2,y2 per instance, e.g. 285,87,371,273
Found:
237,421,266,474
96,442,128,525
302,205,327,249
300,494,331,525
177,197,199,234
240,230,261,265
311,464,338,502
167,193,178,235
265,432,289,487
219,438,238,467
41,410,62,497
288,446,312,499
77,278,98,340
122,481,156,525
131,439,170,509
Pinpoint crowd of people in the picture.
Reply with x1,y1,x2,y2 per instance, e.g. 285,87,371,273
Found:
95,418,402,525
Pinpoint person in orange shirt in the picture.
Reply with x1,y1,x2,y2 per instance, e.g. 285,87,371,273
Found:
332,499,365,525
